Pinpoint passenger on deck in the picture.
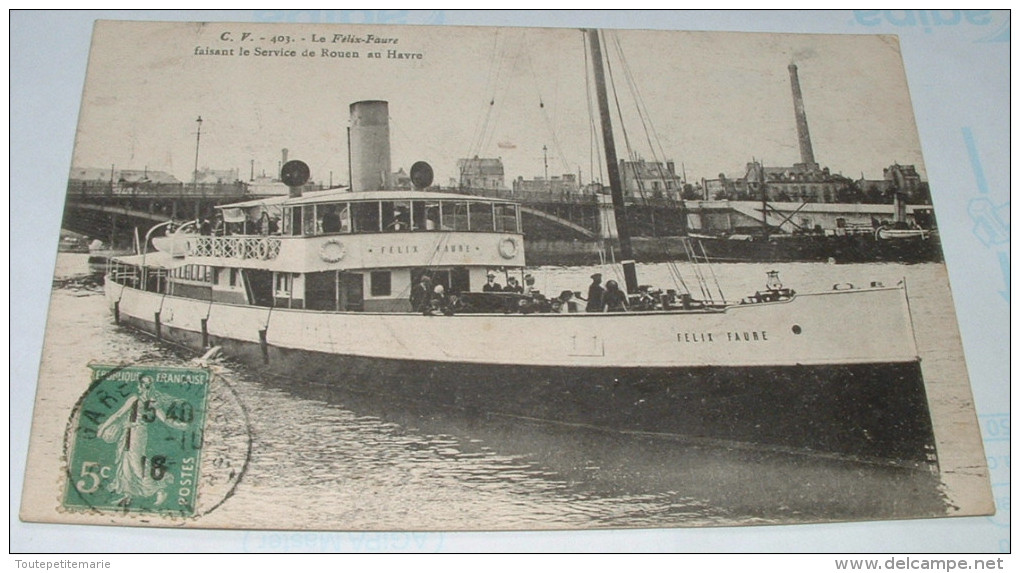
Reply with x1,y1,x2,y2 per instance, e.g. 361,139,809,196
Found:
603,280,628,312
258,212,272,236
427,284,452,316
554,290,579,313
410,276,432,313
505,275,524,293
386,208,409,231
582,273,604,312
524,274,537,295
482,271,502,292
321,211,342,233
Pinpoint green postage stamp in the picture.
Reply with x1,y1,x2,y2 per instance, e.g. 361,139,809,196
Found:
63,364,211,516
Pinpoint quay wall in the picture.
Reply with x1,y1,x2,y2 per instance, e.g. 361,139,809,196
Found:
525,237,695,266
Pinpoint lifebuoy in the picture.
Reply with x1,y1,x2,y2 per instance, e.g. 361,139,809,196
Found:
256,239,269,260
319,238,346,263
498,236,518,259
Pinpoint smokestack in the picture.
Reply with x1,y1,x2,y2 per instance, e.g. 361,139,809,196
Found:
349,100,392,192
788,64,819,171
282,148,289,165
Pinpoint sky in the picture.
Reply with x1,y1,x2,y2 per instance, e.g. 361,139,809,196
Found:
70,21,928,187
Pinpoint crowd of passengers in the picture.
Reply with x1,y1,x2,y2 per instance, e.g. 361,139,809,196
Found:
410,271,639,316
194,214,278,237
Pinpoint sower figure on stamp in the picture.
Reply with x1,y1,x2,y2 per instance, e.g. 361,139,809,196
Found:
96,375,189,507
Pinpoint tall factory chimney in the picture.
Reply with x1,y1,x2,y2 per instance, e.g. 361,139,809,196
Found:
349,100,392,192
788,64,819,171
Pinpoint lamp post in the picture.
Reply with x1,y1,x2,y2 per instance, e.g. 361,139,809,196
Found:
193,116,203,193
543,144,548,191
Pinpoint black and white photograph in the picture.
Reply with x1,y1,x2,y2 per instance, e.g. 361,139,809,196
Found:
19,17,994,534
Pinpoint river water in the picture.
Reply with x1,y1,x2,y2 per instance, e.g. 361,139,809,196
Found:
35,254,982,530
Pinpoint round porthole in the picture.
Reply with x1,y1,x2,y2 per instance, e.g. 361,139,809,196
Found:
792,325,802,335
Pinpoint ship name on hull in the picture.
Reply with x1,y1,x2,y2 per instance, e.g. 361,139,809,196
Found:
677,331,769,343
368,244,479,254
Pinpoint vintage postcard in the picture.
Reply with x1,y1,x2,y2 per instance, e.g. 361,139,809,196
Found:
21,19,992,531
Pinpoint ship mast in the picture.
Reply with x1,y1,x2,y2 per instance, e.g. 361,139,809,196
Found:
587,28,638,294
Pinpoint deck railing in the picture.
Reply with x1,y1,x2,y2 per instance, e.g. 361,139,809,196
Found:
189,236,282,260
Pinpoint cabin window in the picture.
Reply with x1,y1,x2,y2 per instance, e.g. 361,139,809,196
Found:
174,265,211,284
370,271,392,297
441,201,469,231
420,202,441,230
286,206,304,236
382,201,411,232
410,201,433,231
451,267,470,293
494,203,518,233
275,272,292,296
318,203,350,235
302,205,317,236
469,202,494,232
351,202,381,233
340,272,364,311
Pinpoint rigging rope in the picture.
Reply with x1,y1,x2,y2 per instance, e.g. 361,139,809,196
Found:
522,34,573,177
698,240,726,302
466,29,513,168
610,34,685,209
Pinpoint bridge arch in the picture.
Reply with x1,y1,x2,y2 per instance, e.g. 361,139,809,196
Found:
519,206,597,239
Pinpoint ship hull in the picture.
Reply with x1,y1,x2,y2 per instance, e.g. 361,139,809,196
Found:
107,282,938,469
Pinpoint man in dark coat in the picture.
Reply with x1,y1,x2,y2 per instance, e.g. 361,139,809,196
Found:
410,276,432,313
505,275,524,293
585,273,605,312
482,271,502,292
